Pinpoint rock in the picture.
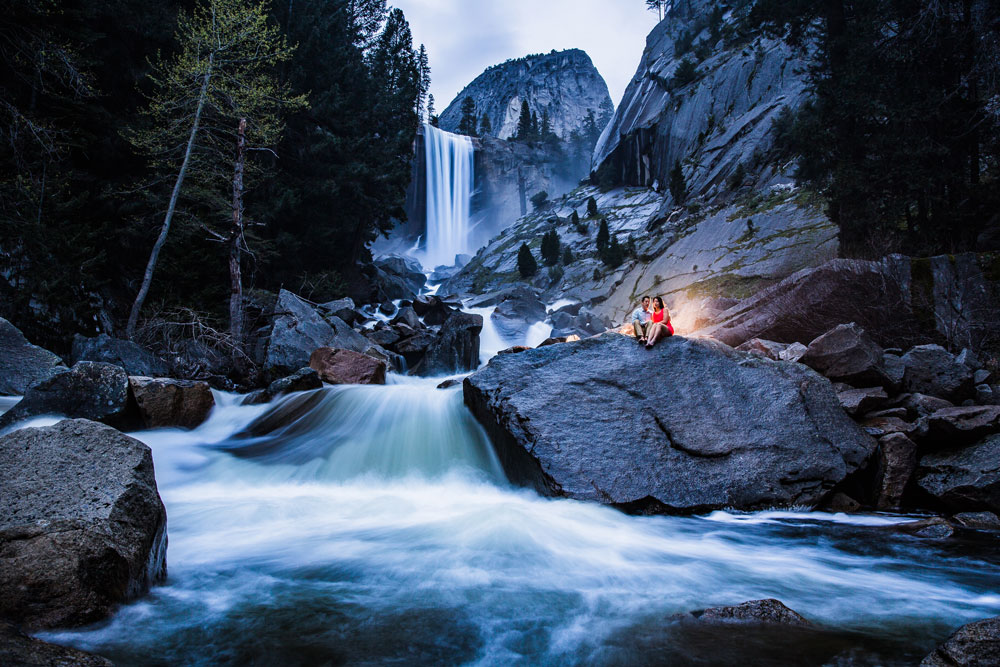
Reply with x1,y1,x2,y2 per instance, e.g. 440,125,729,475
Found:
0,362,131,431
974,369,992,385
901,344,974,402
412,295,455,327
235,391,327,441
952,511,1000,531
736,338,789,360
875,433,918,511
168,339,232,383
902,517,957,539
693,599,811,626
366,327,401,348
779,342,808,363
976,385,994,405
394,330,440,367
0,621,113,666
925,406,1000,446
0,317,65,396
372,255,425,301
821,492,862,513
837,387,889,416
378,301,397,316
319,297,363,326
437,378,464,389
896,393,956,419
921,615,1000,666
412,312,483,376
71,333,169,377
956,348,983,371
0,420,167,630
390,306,422,330
864,407,909,420
917,434,1000,513
498,346,532,355
310,348,387,385
538,336,579,348
491,291,548,340
883,353,906,390
129,377,215,429
464,335,875,513
800,323,887,386
242,367,323,405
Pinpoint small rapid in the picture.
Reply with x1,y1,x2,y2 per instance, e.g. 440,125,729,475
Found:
40,378,1000,665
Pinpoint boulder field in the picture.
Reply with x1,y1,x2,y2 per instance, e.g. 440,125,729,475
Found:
464,333,875,513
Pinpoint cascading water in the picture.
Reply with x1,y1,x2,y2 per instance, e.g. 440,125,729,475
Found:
423,123,474,268
39,377,1000,665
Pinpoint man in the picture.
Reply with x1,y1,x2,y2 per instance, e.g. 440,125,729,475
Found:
631,296,652,343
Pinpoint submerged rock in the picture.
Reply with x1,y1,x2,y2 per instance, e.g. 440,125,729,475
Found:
692,599,811,626
129,376,215,429
0,419,167,630
0,362,131,431
72,333,169,377
0,317,65,396
464,334,875,513
921,615,1000,666
242,367,322,405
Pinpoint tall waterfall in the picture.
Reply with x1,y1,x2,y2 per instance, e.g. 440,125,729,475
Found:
423,123,474,268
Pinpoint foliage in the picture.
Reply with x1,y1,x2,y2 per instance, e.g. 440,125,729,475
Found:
530,190,549,211
571,210,586,234
540,229,561,266
671,57,699,88
517,242,537,278
596,217,610,257
562,246,574,264
516,100,534,141
458,96,477,136
479,113,492,135
586,196,599,217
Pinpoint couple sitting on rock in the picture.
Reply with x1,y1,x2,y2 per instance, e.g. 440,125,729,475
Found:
631,296,673,348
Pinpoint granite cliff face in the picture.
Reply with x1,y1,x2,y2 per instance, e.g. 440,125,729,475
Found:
439,49,614,141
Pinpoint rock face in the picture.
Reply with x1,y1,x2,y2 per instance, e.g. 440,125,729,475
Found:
0,622,113,666
72,333,169,377
0,317,65,396
921,615,1000,667
0,362,131,431
0,420,167,630
129,376,215,429
439,49,613,142
310,348,387,385
413,312,483,376
464,334,875,513
916,434,1000,514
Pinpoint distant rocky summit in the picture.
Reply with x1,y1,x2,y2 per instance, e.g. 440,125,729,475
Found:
439,49,613,141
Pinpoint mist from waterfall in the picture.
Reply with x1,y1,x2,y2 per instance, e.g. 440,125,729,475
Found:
423,123,474,269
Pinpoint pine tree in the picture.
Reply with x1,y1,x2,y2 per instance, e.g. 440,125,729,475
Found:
479,113,492,136
540,109,553,141
416,44,430,123
458,96,477,136
562,246,574,264
517,100,532,140
669,160,687,204
517,242,537,278
530,110,539,139
604,234,624,268
530,190,549,211
571,210,585,234
426,93,436,123
596,217,610,258
541,229,561,266
586,196,599,218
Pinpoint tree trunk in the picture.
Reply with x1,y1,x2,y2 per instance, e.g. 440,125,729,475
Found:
126,54,214,339
229,118,247,343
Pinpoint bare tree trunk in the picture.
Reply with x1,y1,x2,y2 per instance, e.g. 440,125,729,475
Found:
126,54,214,339
229,118,247,343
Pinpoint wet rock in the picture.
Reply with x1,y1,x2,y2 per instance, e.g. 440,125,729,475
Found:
72,333,169,377
921,615,1000,666
491,291,548,340
901,345,974,402
883,353,906,390
372,255,425,301
800,323,887,387
875,433,918,511
736,338,788,360
896,393,956,419
465,335,875,513
837,387,889,417
412,312,483,376
973,369,992,385
319,297,363,326
693,599,811,626
0,621,113,666
0,317,65,396
538,336,578,348
900,517,956,539
366,327,401,348
498,345,532,355
310,348,387,385
394,330,440,367
129,377,215,429
917,434,1000,514
0,420,167,630
412,295,455,327
779,342,808,363
390,306,422,330
378,301,397,316
975,385,994,405
241,367,322,405
925,406,1000,447
952,511,1000,531
0,362,131,431
821,492,862,513
236,390,326,440
436,378,464,389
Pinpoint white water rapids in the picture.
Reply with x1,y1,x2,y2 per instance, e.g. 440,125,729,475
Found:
39,378,1000,665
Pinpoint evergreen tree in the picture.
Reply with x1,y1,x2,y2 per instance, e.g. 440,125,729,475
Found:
562,246,574,265
596,217,610,258
479,113,492,136
541,229,561,266
516,100,532,140
540,109,553,141
416,44,430,123
672,57,699,88
571,210,585,234
426,93,436,123
586,196,599,218
669,160,687,204
517,242,537,278
604,234,624,268
458,96,477,136
530,190,549,211
530,110,539,139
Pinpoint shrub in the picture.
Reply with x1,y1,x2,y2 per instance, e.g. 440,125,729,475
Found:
562,246,574,264
586,196,599,218
530,190,549,211
517,243,537,278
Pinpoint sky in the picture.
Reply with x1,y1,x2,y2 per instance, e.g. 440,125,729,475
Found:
391,0,658,113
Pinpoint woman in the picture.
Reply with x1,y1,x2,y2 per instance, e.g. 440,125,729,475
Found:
645,296,674,348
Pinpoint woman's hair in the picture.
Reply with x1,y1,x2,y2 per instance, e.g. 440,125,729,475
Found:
653,296,664,310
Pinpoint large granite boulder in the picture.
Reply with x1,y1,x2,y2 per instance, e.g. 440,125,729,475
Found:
921,615,1000,666
0,362,131,431
0,420,167,630
916,434,1000,514
925,406,1000,447
799,323,888,387
413,312,483,376
464,334,875,513
129,376,215,429
310,348,386,385
901,345,975,402
71,333,169,377
371,255,426,301
490,290,548,341
874,433,918,511
0,622,112,666
0,317,65,396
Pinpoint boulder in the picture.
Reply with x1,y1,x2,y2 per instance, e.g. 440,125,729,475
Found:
799,323,887,386
394,330,440,367
837,387,889,416
498,345,532,355
365,327,401,348
693,599,811,626
412,295,455,326
129,376,215,429
374,255,425,295
390,306,422,330
412,312,483,376
925,406,1000,447
956,348,983,371
0,622,113,666
319,297,364,326
952,511,1000,531
901,345,974,402
916,434,1000,514
0,317,65,396
71,333,169,377
491,291,548,340
464,335,875,513
974,369,992,385
736,338,788,360
310,348,387,385
976,385,994,405
242,367,322,405
875,433,918,511
883,353,906,389
921,615,1000,666
779,342,808,363
859,414,925,440
896,393,955,419
0,362,131,431
0,420,167,630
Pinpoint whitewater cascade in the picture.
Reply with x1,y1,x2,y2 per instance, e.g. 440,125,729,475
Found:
423,123,474,268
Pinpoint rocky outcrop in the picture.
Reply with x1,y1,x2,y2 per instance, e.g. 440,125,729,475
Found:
0,362,131,431
0,622,113,666
916,434,1000,514
464,334,874,513
241,367,322,405
0,317,65,396
72,333,169,377
412,312,483,376
0,420,167,630
439,49,613,142
921,615,1000,666
129,376,215,429
310,348,387,385
693,599,811,626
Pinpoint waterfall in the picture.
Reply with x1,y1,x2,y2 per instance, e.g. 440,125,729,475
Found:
423,123,474,268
